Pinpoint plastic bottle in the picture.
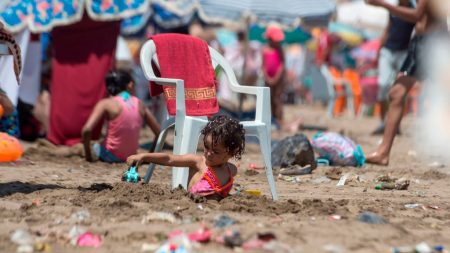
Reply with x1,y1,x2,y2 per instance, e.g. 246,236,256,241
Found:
375,181,410,190
375,182,396,190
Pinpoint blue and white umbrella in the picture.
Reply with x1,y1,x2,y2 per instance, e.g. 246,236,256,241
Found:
0,0,148,33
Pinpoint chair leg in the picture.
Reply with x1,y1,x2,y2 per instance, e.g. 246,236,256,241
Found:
257,128,278,201
359,104,367,118
345,85,355,117
143,119,174,184
327,97,335,118
172,117,207,189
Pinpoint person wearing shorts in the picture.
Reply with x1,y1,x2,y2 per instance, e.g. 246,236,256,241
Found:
372,0,415,135
365,0,448,165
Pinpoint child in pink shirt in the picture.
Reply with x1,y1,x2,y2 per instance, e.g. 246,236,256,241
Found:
82,70,160,163
262,25,286,128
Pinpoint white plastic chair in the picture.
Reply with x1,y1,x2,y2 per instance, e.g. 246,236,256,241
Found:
140,39,278,200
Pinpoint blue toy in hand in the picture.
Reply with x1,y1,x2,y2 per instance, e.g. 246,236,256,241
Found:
122,166,141,183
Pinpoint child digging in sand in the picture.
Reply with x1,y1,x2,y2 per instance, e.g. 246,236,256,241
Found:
82,69,161,163
127,115,245,200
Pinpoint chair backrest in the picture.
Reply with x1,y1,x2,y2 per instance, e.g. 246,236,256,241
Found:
140,40,242,94
140,36,219,117
140,38,269,124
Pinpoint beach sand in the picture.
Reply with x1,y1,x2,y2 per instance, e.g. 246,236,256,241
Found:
0,105,449,253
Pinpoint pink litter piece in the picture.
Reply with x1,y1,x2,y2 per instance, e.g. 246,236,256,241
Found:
168,230,184,239
188,228,212,243
329,215,342,220
242,239,266,250
77,232,102,248
249,163,264,170
242,233,276,250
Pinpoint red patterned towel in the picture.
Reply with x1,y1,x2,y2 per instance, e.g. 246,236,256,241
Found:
148,34,218,116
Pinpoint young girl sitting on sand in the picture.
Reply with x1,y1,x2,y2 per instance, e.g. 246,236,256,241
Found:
127,115,245,199
82,69,161,163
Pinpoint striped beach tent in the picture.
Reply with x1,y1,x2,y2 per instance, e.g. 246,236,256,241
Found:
155,0,336,27
121,0,336,34
1,0,336,34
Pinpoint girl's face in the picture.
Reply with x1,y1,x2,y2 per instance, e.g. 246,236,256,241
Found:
203,134,232,167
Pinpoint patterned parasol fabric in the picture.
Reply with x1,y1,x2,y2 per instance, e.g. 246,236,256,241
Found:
1,0,336,34
0,0,148,33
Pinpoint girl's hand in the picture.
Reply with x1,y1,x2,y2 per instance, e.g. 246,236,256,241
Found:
127,154,147,167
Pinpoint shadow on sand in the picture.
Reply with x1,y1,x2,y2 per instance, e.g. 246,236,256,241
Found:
0,181,65,197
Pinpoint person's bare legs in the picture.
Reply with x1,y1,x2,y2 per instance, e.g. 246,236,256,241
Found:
366,75,417,165
371,100,389,135
269,84,284,129
379,100,389,122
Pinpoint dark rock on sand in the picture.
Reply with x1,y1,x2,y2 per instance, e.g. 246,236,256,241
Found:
271,133,316,169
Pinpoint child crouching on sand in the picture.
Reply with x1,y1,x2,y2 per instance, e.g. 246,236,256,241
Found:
127,115,245,199
82,70,161,163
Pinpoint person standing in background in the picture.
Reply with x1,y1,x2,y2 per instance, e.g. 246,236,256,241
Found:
365,0,450,165
372,0,415,135
262,25,286,129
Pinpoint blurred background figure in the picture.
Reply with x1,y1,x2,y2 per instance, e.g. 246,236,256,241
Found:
372,0,415,135
82,70,160,163
285,44,307,104
315,28,334,67
215,28,261,119
365,0,450,165
415,0,450,164
262,24,286,129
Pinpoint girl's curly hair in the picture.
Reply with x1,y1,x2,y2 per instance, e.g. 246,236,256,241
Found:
201,115,245,160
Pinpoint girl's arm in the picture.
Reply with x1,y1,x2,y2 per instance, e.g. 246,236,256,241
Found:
366,0,427,23
81,100,107,162
127,152,203,170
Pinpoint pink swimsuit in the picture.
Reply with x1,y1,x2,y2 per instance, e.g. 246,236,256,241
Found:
263,48,282,78
189,166,234,198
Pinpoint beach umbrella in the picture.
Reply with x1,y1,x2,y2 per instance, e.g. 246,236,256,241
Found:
248,24,311,45
328,22,366,46
0,0,148,33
